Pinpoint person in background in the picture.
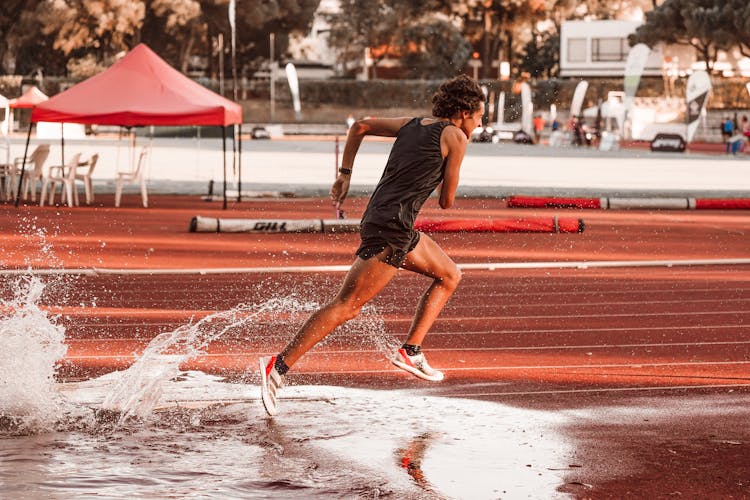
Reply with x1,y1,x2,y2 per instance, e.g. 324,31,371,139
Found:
532,113,545,144
722,117,734,153
258,75,486,416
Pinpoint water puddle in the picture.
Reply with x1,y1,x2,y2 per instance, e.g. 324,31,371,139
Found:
0,276,574,498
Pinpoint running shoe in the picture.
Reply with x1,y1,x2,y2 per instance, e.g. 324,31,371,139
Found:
390,348,444,382
259,355,283,416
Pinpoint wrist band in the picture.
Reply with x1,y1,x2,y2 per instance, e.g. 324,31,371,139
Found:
338,167,352,175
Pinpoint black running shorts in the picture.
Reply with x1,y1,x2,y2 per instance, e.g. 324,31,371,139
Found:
356,223,421,268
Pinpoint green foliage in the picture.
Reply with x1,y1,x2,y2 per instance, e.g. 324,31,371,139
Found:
0,0,318,79
628,0,735,71
719,0,750,58
0,0,56,76
1,0,747,85
37,0,146,59
326,0,402,77
518,31,559,79
400,19,472,79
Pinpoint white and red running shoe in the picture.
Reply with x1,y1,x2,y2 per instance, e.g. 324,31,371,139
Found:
390,348,444,382
259,355,283,416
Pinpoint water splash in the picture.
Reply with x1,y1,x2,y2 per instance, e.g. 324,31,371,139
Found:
100,296,394,423
0,268,397,431
0,276,67,433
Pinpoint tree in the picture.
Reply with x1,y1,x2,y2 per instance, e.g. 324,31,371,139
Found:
518,30,559,79
719,0,750,59
327,0,401,78
400,17,472,79
202,0,319,79
37,0,146,62
577,0,657,19
0,1,48,75
628,0,733,72
140,0,203,73
451,0,549,80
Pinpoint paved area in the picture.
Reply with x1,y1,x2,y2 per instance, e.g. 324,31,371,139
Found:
2,196,750,496
6,135,750,200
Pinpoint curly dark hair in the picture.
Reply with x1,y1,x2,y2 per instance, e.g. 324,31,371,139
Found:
431,75,484,118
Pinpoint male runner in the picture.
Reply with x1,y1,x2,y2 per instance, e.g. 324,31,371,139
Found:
260,75,485,415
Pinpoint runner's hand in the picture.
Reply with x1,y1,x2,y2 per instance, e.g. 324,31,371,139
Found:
330,174,350,206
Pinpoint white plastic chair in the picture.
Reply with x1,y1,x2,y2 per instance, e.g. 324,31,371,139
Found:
0,133,11,200
0,163,14,200
115,147,149,208
74,153,98,204
40,152,82,207
14,144,51,201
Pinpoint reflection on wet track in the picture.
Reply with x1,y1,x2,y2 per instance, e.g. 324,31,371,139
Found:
1,372,573,499
2,196,750,497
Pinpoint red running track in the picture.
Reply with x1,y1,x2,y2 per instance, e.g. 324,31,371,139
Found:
1,194,750,497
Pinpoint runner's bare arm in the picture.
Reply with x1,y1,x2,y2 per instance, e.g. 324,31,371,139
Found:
331,117,412,206
437,125,468,209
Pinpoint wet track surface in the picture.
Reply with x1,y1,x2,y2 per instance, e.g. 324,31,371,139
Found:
1,195,750,497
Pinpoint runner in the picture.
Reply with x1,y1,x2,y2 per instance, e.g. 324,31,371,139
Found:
260,75,485,415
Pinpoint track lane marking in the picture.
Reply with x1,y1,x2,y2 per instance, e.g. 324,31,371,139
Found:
64,340,750,350
3,257,750,275
41,308,750,320
451,384,750,397
59,323,750,332
61,355,750,371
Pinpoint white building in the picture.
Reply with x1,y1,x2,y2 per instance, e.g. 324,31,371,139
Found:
287,0,339,69
560,20,665,78
559,19,750,79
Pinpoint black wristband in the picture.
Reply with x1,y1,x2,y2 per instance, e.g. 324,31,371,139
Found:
338,167,352,175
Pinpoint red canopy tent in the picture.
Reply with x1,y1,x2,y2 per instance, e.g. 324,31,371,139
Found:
5,87,48,143
17,44,243,207
10,86,49,109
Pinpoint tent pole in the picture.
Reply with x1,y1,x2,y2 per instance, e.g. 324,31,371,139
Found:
231,124,236,176
231,123,237,190
222,125,227,210
14,121,33,207
60,122,65,167
237,122,242,202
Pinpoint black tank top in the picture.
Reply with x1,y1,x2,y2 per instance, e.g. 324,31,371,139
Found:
361,117,453,232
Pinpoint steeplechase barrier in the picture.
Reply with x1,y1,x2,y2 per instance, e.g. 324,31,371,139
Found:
506,195,750,210
189,215,585,234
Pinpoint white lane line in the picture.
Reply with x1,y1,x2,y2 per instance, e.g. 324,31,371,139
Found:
440,340,750,351
435,297,750,311
62,355,750,372
2,257,750,275
384,310,750,321
458,258,750,271
441,360,750,370
452,287,750,296
65,340,750,351
452,384,750,397
51,308,750,320
427,324,749,335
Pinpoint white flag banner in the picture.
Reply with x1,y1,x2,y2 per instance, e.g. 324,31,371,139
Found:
0,95,9,136
494,91,505,126
570,80,588,118
623,43,650,117
286,62,302,120
228,0,236,29
685,70,711,143
228,0,236,54
521,83,533,135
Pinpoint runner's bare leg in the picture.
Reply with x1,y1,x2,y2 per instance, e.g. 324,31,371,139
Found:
280,250,399,367
400,233,462,346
